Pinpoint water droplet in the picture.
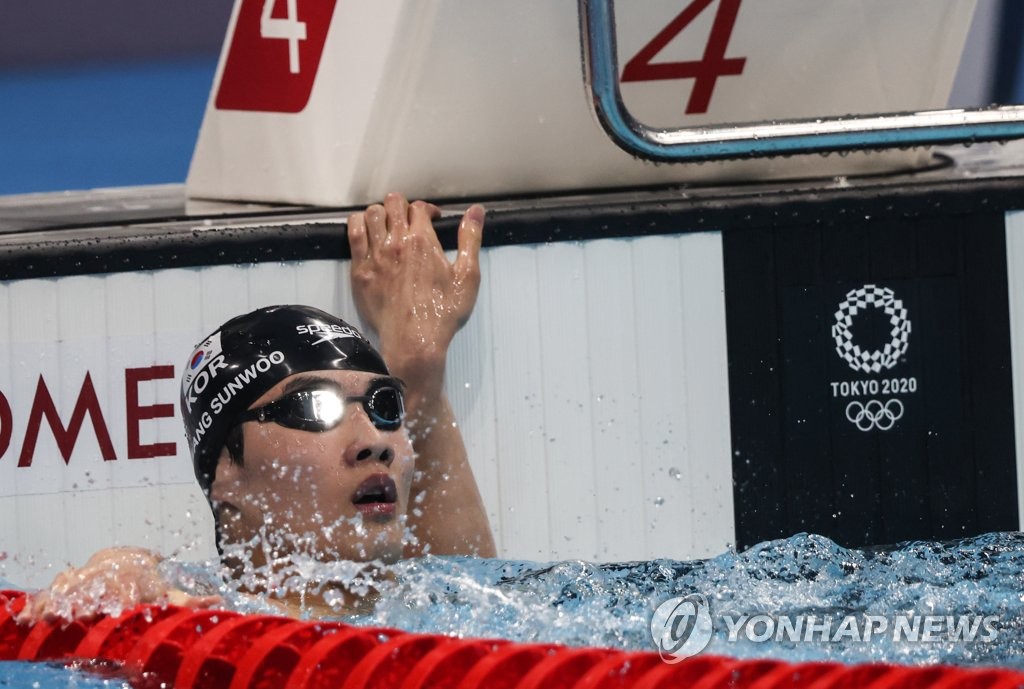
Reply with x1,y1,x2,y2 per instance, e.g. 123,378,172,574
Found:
668,468,682,481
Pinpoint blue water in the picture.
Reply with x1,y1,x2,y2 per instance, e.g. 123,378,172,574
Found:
0,58,216,195
5,531,1024,685
203,531,1024,669
360,532,1024,667
0,660,133,688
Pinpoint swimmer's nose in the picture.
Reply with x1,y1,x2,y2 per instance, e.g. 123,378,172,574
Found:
346,444,394,467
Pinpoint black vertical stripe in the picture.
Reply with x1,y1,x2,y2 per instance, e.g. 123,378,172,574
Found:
963,213,1018,533
723,227,786,545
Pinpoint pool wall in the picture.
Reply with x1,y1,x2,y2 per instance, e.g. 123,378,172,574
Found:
0,208,734,586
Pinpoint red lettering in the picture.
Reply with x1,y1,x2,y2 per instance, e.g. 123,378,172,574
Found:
125,365,177,459
18,373,117,467
0,391,10,458
621,0,746,115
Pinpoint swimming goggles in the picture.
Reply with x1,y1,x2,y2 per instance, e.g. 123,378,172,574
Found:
238,378,405,432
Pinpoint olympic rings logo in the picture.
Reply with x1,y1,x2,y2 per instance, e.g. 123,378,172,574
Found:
832,285,911,374
845,399,904,432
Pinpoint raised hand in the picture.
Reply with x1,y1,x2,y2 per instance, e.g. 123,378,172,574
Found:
347,192,484,393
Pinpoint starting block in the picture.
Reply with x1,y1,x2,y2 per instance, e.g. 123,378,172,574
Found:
186,0,978,206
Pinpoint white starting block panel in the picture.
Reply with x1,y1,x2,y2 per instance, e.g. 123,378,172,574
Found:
187,0,977,206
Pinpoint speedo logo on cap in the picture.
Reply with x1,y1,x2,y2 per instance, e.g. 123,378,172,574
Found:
297,322,361,345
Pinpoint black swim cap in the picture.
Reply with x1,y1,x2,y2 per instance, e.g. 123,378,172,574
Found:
180,305,389,494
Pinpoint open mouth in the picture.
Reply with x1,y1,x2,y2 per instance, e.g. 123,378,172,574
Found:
351,474,398,518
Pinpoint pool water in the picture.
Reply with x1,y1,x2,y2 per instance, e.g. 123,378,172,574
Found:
0,659,135,688
208,531,1024,669
4,530,1024,686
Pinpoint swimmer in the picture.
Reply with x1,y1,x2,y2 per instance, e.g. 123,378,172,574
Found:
18,193,494,622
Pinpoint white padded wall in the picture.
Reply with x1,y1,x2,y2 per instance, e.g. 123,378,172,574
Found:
447,233,734,562
0,230,734,587
1005,211,1024,531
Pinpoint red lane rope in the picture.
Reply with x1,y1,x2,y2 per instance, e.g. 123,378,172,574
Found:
2,590,1023,689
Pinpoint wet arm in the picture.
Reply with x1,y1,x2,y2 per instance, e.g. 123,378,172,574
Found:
348,193,495,557
16,547,220,624
388,358,495,557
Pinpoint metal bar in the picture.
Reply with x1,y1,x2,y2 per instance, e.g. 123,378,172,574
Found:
579,0,1024,162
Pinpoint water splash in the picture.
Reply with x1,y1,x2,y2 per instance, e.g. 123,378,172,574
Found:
37,532,1024,669
331,532,1024,668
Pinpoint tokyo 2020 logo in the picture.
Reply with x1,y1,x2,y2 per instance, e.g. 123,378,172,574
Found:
828,284,916,433
832,285,911,374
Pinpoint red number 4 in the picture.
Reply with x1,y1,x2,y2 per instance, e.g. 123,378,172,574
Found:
622,0,746,115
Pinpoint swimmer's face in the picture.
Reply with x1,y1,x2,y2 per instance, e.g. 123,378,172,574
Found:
211,370,415,566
